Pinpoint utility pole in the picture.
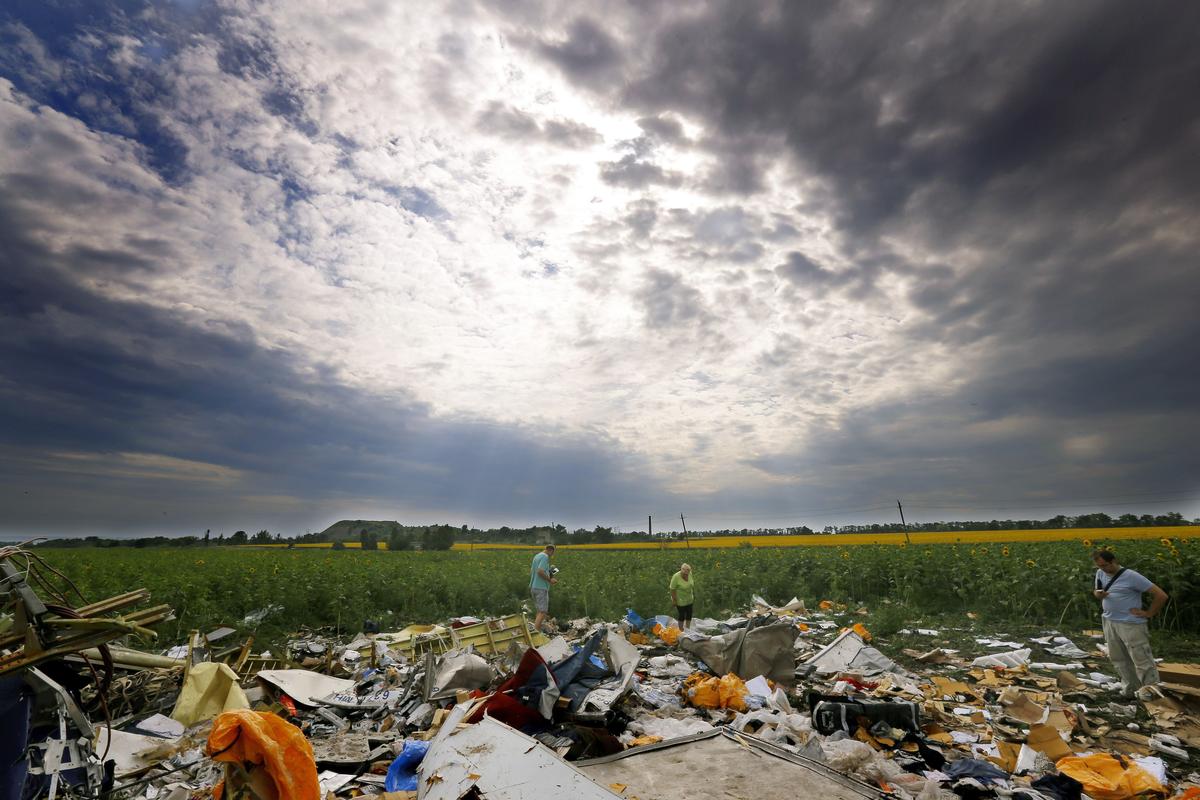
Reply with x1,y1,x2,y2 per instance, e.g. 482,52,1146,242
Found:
648,515,652,538
897,499,911,544
680,514,690,548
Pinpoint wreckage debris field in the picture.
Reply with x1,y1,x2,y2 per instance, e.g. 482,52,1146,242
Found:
44,536,1199,643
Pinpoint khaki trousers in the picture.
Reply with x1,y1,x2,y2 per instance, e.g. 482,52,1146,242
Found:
1102,617,1159,695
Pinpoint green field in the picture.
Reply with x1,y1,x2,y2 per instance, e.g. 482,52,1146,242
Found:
39,535,1199,650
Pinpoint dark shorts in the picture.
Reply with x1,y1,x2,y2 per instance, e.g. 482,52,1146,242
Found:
676,603,693,621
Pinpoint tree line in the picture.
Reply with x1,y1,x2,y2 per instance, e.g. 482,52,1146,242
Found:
28,510,1195,548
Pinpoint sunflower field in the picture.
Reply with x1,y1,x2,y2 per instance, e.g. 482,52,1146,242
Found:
38,533,1198,647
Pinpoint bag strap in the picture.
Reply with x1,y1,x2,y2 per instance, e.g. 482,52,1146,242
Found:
1099,567,1127,592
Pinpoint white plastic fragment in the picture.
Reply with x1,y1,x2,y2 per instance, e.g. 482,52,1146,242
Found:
819,738,875,772
971,648,1031,668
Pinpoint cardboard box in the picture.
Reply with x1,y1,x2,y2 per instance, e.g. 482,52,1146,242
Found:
1158,663,1200,689
1027,723,1073,761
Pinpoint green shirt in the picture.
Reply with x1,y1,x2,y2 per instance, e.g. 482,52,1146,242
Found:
669,571,694,606
530,552,551,590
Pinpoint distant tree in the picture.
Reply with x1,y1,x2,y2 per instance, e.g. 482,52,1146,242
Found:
252,530,272,543
230,530,248,545
360,531,378,550
204,529,211,546
422,525,455,551
331,540,346,550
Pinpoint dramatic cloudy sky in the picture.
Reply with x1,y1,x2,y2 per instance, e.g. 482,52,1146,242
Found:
2,1,1198,537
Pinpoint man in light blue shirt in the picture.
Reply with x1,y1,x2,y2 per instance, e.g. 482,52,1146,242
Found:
529,544,557,633
1092,549,1168,698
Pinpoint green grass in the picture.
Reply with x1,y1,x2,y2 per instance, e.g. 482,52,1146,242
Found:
36,535,1199,650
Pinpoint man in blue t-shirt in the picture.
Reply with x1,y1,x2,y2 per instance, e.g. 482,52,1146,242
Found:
529,544,557,633
1092,549,1168,698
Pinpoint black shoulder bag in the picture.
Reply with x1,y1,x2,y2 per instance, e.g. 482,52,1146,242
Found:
1096,567,1127,592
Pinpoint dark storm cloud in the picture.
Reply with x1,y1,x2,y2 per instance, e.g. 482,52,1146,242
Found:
744,386,1200,519
0,190,661,535
520,0,1200,511
636,115,686,144
635,269,712,330
773,251,888,300
476,101,601,148
622,198,658,238
534,16,623,89
598,154,683,188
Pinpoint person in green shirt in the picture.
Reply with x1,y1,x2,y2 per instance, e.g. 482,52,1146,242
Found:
669,563,694,629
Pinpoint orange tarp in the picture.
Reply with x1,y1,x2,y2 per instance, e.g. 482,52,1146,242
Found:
1056,754,1165,800
207,709,320,800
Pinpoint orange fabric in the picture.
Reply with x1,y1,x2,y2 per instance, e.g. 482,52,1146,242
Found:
1056,754,1165,800
206,709,320,800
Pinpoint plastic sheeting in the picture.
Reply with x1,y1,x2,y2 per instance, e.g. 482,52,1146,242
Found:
680,621,798,685
685,673,749,711
385,740,430,792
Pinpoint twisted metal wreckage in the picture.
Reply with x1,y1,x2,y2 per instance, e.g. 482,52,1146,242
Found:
3,547,1199,800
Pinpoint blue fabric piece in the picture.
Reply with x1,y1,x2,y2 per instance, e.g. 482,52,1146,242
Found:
385,740,431,791
943,758,1009,783
551,630,611,711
